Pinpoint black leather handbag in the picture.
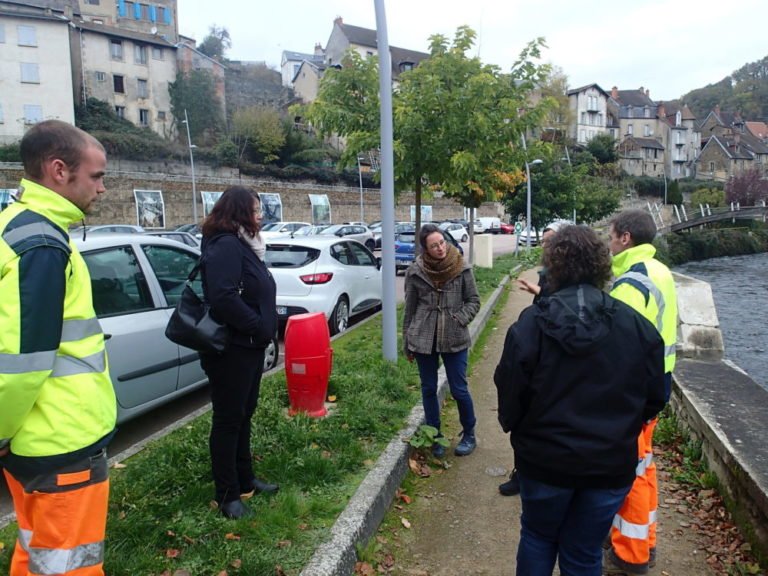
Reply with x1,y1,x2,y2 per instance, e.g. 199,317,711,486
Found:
165,261,230,354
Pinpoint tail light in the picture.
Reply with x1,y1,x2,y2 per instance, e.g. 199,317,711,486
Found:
300,272,333,284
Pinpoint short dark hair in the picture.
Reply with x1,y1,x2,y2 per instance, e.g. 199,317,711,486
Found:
20,120,103,180
419,223,441,249
201,186,260,238
609,209,657,246
542,225,612,291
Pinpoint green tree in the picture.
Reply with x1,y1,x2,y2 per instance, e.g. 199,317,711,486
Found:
690,187,725,208
397,27,550,244
302,50,381,167
667,179,683,205
586,133,617,164
231,106,285,164
503,145,620,231
197,25,231,61
168,70,225,144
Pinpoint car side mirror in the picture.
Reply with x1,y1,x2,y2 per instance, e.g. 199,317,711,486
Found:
376,257,382,270
335,231,344,237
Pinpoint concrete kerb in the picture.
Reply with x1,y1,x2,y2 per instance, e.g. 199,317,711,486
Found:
299,268,516,576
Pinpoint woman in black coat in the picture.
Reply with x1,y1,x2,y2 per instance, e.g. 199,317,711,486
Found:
200,186,278,519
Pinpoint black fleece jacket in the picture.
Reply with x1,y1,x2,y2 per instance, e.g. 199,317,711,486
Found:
494,283,666,489
201,233,277,349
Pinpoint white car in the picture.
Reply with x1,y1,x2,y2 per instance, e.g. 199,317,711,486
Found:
472,220,484,234
73,234,280,423
438,222,469,243
260,221,311,240
318,224,376,251
264,237,382,335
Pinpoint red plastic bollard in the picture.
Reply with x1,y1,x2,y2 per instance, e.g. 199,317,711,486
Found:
284,312,333,417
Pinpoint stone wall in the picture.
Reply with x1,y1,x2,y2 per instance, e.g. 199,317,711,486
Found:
0,162,502,228
670,273,768,560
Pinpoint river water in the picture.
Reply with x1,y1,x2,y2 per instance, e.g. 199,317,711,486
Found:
675,253,768,389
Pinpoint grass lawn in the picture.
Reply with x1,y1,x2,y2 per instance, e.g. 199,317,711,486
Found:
0,252,535,576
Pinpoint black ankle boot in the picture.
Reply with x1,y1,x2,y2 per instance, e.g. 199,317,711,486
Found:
241,478,279,499
219,499,252,519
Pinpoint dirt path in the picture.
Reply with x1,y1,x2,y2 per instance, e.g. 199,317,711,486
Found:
374,270,715,576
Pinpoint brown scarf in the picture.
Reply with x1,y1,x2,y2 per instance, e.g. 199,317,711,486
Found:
421,244,464,288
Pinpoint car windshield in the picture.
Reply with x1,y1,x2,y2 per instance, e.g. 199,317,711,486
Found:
264,245,321,268
261,223,280,231
396,233,416,243
319,225,343,235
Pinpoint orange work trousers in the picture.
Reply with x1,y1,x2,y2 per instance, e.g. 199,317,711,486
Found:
610,418,657,574
4,449,109,576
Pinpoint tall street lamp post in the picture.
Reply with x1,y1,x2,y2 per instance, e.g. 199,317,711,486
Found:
357,155,365,223
525,158,543,249
182,109,198,223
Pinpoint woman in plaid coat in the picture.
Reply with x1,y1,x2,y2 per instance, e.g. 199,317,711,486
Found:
403,224,480,457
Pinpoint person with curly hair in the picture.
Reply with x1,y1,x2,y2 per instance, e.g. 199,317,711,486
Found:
494,225,666,576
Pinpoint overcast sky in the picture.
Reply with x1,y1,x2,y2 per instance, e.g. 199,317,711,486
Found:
178,0,766,102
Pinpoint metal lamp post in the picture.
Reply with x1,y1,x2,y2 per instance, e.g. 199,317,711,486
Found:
357,155,365,223
525,158,543,249
182,109,198,223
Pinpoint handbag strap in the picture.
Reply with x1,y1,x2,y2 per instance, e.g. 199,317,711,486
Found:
190,249,244,293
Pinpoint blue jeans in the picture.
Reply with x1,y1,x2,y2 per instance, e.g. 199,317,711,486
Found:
516,473,632,576
415,350,476,434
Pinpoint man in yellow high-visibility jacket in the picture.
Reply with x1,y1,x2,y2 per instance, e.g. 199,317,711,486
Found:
0,120,116,576
604,209,677,575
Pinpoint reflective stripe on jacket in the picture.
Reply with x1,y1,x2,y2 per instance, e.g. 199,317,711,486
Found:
0,179,116,468
611,244,677,375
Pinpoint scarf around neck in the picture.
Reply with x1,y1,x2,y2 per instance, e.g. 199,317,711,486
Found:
238,226,265,260
421,244,464,288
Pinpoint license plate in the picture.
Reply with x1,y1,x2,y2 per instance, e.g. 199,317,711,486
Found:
396,259,410,265
276,306,287,315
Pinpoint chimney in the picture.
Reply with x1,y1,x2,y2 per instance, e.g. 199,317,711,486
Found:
645,88,650,98
658,103,665,119
334,16,343,26
734,132,741,150
611,86,618,99
639,86,644,95
714,104,720,117
314,42,324,56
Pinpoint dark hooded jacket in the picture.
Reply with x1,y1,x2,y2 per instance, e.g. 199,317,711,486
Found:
494,283,666,489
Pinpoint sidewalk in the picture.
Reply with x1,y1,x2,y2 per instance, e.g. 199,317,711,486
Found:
375,269,715,576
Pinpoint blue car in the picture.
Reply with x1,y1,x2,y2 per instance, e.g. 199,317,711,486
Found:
394,229,464,274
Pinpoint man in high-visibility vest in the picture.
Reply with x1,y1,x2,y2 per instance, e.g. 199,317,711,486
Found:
0,120,116,576
604,209,677,575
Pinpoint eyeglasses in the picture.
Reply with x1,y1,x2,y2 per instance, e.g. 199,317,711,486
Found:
253,208,263,215
428,239,446,250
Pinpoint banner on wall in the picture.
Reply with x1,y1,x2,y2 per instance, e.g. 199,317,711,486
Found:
308,194,331,225
410,204,432,223
258,193,282,223
134,189,165,229
201,191,223,217
0,189,17,211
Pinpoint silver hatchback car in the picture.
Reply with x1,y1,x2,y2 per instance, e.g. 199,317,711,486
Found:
75,234,278,423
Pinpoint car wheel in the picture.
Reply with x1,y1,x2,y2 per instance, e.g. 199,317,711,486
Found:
461,234,468,242
329,296,350,335
365,239,375,250
263,336,279,372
